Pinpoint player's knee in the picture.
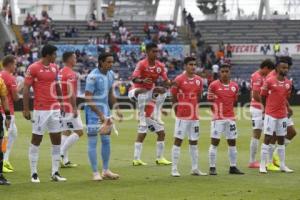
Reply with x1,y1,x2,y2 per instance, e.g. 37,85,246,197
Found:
137,133,146,142
227,139,236,146
174,138,183,146
189,140,197,145
31,134,43,146
211,138,220,146
156,131,165,140
75,130,84,137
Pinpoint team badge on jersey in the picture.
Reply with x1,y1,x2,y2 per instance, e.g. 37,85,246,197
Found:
51,67,56,73
285,83,290,89
231,86,236,92
156,67,161,73
196,80,201,86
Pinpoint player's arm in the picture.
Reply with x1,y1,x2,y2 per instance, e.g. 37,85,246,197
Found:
0,81,11,129
109,87,123,121
252,78,262,102
23,67,34,120
11,79,20,102
260,80,269,112
286,84,293,117
170,81,179,115
207,83,215,111
131,64,152,84
67,79,78,118
55,82,63,106
85,91,106,123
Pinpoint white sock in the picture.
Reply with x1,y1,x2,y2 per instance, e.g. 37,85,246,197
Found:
156,141,165,159
260,143,269,169
52,145,61,175
284,138,291,147
153,93,166,120
134,142,143,160
268,144,276,164
277,145,286,169
189,145,198,170
208,145,217,168
249,137,259,163
228,146,237,167
61,133,80,164
172,145,180,170
29,144,39,175
61,135,68,156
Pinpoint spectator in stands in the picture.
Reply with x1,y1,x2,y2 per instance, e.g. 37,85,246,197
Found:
273,42,281,54
112,20,118,31
283,47,290,56
71,26,78,37
118,19,124,27
226,43,232,58
88,36,96,45
212,62,219,80
87,13,97,30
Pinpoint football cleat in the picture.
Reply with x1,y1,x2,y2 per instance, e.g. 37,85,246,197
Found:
2,165,13,173
266,163,280,171
171,168,180,177
209,167,217,175
92,172,103,181
133,159,147,166
229,166,245,175
259,166,267,174
31,173,40,183
280,166,294,173
248,161,260,169
191,169,207,176
61,161,78,168
51,172,67,182
102,170,119,180
3,161,14,171
156,158,172,165
0,174,10,185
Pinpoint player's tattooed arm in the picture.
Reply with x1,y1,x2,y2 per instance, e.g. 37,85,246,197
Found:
85,91,106,123
67,81,78,118
132,77,152,84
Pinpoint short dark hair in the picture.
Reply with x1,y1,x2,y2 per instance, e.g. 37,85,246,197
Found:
2,55,15,67
184,56,196,65
260,59,275,69
62,51,75,63
98,52,113,64
277,56,292,67
219,63,231,69
41,44,57,57
146,43,158,52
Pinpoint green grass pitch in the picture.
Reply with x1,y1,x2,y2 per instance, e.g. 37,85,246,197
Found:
1,107,300,200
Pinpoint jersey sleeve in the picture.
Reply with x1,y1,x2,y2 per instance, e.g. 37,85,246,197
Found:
85,73,96,93
171,77,180,96
260,79,270,96
132,62,143,78
207,82,215,101
0,78,7,97
10,76,18,93
24,65,36,86
251,75,262,91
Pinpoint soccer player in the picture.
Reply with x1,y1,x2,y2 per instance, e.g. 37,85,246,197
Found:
85,52,123,181
0,78,12,185
248,59,274,168
171,56,206,177
259,59,293,173
129,42,171,126
0,55,21,173
133,100,171,166
58,52,83,168
23,44,66,183
207,63,244,175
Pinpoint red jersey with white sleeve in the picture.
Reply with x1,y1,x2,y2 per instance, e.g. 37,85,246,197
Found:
207,80,239,120
171,72,203,120
260,76,291,118
250,70,265,110
58,66,77,113
0,70,18,114
131,58,168,90
24,61,60,110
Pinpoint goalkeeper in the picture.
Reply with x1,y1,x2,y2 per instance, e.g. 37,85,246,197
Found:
85,53,123,181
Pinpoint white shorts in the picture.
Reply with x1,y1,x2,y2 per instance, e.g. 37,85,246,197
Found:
287,117,294,127
2,115,17,136
32,110,63,135
138,117,164,134
264,114,287,136
250,106,264,130
128,88,153,102
62,112,83,131
211,120,238,140
174,118,199,141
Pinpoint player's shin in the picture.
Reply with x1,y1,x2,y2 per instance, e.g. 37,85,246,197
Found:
134,142,143,160
260,143,269,171
51,145,61,175
189,144,198,170
29,144,39,175
171,145,180,170
101,135,110,171
153,93,167,124
88,136,98,172
208,145,217,168
156,141,164,159
249,137,259,163
137,93,148,126
228,146,237,167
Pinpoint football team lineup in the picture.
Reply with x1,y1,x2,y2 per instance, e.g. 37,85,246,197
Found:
0,44,298,194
